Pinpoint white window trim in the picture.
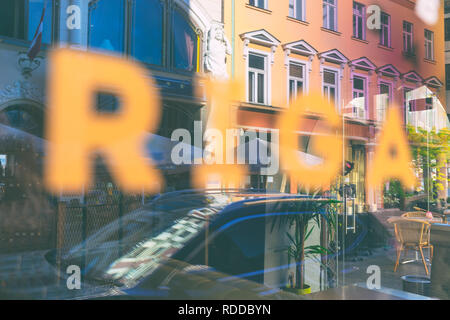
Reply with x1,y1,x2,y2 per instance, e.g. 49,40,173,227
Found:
323,0,338,31
353,2,366,40
403,21,414,53
377,78,394,122
350,71,370,120
321,64,342,112
425,30,434,60
249,0,268,10
246,48,272,106
380,12,391,47
286,57,309,104
289,0,306,21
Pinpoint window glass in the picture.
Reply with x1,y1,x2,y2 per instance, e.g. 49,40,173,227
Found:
172,9,198,72
131,0,164,65
249,54,265,70
88,0,125,54
28,0,52,44
289,63,303,78
324,70,336,85
353,77,364,91
250,0,266,9
380,12,390,47
0,0,53,43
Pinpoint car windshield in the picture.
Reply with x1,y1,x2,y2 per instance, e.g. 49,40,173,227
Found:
58,190,251,286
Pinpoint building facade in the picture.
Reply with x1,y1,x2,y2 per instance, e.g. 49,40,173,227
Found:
224,0,447,211
0,0,225,250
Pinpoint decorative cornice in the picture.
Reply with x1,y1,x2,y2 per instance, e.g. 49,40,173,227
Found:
0,81,44,105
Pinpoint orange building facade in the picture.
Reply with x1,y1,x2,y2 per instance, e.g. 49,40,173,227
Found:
223,0,446,212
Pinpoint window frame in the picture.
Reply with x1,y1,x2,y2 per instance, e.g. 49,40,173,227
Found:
377,80,393,123
0,0,56,45
379,12,391,47
403,21,414,55
323,0,338,32
321,66,341,112
87,0,200,73
351,73,369,120
289,0,305,21
287,59,307,104
249,0,268,10
424,29,434,61
247,50,270,105
353,2,366,40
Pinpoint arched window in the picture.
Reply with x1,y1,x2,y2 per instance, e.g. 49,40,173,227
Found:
172,8,199,72
131,0,164,66
0,105,43,138
88,0,125,53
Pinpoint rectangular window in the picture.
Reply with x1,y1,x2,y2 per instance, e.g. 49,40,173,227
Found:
323,0,337,31
380,12,390,47
288,62,304,103
403,21,414,55
446,18,450,42
352,76,367,119
0,0,53,44
289,0,304,21
404,88,416,112
88,0,125,54
424,29,434,60
323,69,338,108
249,0,267,9
377,82,391,122
248,53,267,104
353,2,365,40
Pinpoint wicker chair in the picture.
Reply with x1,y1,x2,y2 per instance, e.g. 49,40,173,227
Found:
401,211,443,223
402,211,428,218
389,217,433,275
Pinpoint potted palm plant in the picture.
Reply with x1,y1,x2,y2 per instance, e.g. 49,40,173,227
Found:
272,198,338,295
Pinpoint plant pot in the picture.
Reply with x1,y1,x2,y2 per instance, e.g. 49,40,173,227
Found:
283,285,311,295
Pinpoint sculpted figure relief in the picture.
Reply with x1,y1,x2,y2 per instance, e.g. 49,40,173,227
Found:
205,23,231,80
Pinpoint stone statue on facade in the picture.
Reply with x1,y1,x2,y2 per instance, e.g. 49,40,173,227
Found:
205,23,231,80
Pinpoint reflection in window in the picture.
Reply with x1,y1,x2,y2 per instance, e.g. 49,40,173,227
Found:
172,9,198,72
248,53,267,104
323,0,337,31
0,0,52,44
0,106,43,137
131,0,164,65
289,62,304,103
88,0,125,54
323,69,338,109
352,76,366,119
28,0,52,44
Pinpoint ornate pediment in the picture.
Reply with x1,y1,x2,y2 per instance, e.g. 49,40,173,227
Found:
240,29,281,48
402,70,423,83
349,57,376,71
241,29,280,64
282,40,318,57
376,64,401,78
317,49,348,65
424,76,443,88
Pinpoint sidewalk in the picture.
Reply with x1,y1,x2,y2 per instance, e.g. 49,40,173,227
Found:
339,209,430,292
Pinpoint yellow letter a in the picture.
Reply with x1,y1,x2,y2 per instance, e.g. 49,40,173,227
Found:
368,107,416,189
